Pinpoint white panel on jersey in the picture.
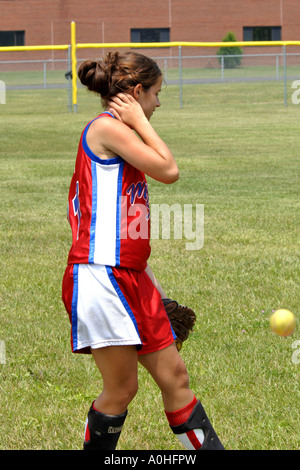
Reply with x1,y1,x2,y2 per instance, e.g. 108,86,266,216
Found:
92,162,121,265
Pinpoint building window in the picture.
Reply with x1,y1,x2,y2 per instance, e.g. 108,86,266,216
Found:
243,26,281,42
131,28,170,43
0,30,25,46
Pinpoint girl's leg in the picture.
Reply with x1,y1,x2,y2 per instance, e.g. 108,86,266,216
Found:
92,345,139,415
139,343,224,450
138,343,193,411
84,345,138,450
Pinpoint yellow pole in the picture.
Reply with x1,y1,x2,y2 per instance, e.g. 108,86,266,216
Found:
71,21,77,112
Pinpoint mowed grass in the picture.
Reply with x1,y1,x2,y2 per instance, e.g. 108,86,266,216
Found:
0,81,299,450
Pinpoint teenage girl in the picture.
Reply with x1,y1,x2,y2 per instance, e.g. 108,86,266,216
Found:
62,51,224,450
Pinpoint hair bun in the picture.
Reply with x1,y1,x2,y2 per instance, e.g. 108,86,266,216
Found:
77,59,109,96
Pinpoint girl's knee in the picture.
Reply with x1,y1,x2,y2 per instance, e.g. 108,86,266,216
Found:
123,380,139,403
112,378,138,409
159,358,190,394
172,360,190,388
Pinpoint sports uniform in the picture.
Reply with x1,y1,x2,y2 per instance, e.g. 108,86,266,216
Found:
62,111,224,452
62,112,176,355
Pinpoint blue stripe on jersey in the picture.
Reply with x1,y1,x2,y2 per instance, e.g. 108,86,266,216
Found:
71,264,79,350
82,113,123,166
105,266,141,339
115,162,124,266
88,161,97,263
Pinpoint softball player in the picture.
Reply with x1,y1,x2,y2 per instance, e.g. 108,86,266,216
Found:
62,51,224,450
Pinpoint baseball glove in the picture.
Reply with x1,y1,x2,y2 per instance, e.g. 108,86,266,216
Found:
162,298,196,351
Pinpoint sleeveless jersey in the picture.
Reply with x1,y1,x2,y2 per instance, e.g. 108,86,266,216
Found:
67,112,151,272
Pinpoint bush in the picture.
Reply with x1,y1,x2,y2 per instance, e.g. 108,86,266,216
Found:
217,31,243,69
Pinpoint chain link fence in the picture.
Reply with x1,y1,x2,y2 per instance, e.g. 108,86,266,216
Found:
1,44,299,109
0,47,73,110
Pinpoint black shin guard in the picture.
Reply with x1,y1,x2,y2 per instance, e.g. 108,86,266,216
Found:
170,400,225,450
83,404,127,450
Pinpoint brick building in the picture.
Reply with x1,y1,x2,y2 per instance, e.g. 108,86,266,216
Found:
0,0,299,67
1,0,299,47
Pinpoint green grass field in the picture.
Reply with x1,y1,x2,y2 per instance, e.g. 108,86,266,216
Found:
0,81,299,450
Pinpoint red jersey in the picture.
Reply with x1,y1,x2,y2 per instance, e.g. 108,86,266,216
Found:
67,112,151,272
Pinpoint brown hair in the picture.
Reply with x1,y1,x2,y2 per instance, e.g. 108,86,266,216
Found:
78,51,162,107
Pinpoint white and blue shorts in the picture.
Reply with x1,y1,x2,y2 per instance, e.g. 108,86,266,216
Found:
62,264,176,355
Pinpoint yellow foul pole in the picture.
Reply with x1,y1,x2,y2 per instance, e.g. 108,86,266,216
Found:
71,21,77,112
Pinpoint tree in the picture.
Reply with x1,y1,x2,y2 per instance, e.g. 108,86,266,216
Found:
217,32,243,69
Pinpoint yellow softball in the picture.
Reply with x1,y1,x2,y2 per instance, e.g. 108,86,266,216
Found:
270,309,296,337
